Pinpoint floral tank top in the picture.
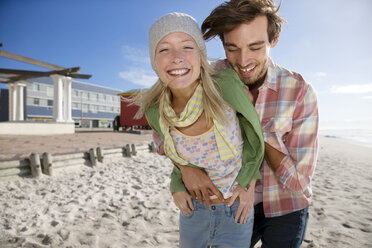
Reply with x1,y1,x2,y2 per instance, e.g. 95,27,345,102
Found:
170,106,243,198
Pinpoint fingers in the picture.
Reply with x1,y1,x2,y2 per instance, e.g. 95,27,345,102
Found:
173,191,194,216
195,190,203,206
228,191,239,207
209,183,224,203
157,145,165,155
192,188,213,207
240,206,249,224
189,190,196,200
207,189,214,196
234,202,253,224
202,188,211,207
180,206,192,216
176,198,194,216
186,197,194,211
240,206,252,224
235,203,244,223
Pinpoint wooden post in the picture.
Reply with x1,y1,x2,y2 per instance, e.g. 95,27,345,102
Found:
131,144,137,156
41,152,53,176
149,142,156,153
96,147,104,162
89,148,96,166
125,144,131,157
29,152,42,178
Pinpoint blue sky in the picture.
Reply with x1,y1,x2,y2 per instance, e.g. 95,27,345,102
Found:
1,0,372,130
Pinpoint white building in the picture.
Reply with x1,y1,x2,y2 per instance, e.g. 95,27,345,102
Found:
25,77,121,128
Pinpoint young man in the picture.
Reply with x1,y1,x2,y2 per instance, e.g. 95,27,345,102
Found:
175,0,319,247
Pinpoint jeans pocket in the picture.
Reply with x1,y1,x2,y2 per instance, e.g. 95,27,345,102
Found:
180,209,195,219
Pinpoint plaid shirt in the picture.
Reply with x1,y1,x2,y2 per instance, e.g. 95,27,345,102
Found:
215,58,319,217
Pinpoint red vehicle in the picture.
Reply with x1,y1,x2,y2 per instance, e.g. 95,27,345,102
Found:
113,90,151,132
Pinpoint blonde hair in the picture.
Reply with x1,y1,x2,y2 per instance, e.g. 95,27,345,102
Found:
130,53,228,127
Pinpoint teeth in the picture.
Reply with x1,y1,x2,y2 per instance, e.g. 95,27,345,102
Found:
241,66,255,72
169,69,189,75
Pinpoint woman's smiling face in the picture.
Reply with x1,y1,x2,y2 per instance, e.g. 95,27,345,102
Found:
155,32,201,91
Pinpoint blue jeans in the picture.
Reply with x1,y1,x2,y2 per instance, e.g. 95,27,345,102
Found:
179,199,254,248
250,203,309,248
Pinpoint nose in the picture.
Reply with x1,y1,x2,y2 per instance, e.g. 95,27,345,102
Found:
172,49,184,64
238,49,251,67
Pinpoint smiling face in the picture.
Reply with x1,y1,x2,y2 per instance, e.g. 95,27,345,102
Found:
223,15,278,87
155,32,201,93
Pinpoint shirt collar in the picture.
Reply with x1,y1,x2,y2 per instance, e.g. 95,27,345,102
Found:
262,57,279,92
219,57,279,92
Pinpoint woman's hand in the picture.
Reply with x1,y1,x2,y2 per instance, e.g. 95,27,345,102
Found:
228,180,256,224
178,164,224,207
173,191,194,216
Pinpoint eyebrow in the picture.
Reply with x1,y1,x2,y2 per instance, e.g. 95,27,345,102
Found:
224,40,265,48
158,39,194,45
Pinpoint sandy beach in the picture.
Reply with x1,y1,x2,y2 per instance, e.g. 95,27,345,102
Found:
0,132,371,247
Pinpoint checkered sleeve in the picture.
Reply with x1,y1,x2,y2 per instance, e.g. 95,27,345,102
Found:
274,84,319,194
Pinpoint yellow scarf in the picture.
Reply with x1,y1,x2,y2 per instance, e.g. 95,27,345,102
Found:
159,83,237,165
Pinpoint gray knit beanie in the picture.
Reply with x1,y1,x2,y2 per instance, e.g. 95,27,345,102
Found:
149,12,206,73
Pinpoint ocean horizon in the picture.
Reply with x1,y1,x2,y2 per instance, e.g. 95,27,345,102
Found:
319,128,372,148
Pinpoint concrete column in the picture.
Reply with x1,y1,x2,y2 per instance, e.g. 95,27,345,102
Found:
63,77,73,123
50,75,64,122
7,84,16,121
15,82,27,121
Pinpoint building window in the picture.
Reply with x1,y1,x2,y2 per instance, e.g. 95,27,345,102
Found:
72,102,79,109
99,105,106,112
90,105,98,113
33,83,40,92
33,98,40,105
47,100,53,106
82,104,88,113
73,90,79,97
46,87,53,97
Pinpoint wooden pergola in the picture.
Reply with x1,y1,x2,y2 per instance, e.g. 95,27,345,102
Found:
0,48,92,122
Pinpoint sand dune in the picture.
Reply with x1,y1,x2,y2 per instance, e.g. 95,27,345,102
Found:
0,136,371,247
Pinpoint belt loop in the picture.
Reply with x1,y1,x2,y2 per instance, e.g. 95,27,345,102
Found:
225,204,232,217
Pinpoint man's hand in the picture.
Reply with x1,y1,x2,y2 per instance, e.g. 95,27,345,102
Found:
173,191,194,216
152,131,165,155
228,180,256,224
178,165,224,207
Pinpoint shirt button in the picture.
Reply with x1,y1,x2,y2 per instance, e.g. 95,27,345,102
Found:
211,206,216,210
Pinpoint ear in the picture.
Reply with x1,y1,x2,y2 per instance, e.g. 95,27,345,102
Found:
270,36,279,48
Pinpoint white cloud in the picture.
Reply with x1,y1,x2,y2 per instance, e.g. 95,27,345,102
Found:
119,68,157,87
361,95,372,99
315,72,327,78
119,45,157,87
331,83,372,94
121,45,149,64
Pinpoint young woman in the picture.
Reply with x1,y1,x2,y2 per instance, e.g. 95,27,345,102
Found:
132,12,264,248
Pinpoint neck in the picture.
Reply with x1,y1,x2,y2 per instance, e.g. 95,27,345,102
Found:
171,82,199,115
248,71,267,91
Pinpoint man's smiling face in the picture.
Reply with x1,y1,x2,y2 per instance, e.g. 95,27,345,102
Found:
223,15,277,86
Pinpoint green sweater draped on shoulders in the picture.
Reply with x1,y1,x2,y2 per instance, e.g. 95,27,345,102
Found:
145,69,264,193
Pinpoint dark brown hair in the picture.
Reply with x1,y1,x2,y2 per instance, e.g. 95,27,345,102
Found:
202,0,285,43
